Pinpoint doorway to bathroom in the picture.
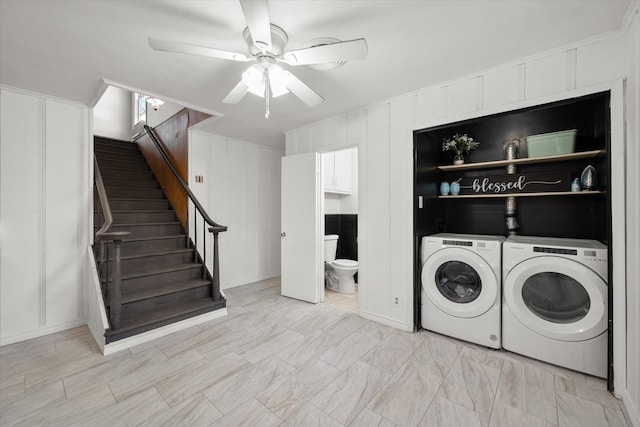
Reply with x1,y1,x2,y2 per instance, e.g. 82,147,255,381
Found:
322,147,359,313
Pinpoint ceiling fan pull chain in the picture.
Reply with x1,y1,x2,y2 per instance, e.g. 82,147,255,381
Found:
264,67,271,119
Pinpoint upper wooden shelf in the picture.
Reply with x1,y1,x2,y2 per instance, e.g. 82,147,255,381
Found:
437,149,605,171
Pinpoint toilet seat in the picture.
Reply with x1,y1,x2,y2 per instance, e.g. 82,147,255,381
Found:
333,259,358,268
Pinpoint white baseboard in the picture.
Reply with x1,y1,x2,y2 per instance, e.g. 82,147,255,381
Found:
0,319,87,347
102,308,228,355
222,273,280,290
87,320,106,354
620,389,640,427
359,310,413,332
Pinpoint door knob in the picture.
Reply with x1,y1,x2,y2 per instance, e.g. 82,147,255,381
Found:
281,232,286,237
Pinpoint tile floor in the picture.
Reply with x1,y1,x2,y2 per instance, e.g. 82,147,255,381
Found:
324,288,358,313
0,277,630,426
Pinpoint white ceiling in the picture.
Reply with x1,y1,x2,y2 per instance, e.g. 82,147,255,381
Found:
0,0,632,148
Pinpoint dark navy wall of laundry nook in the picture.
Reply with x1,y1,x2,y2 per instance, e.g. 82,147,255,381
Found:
325,214,358,261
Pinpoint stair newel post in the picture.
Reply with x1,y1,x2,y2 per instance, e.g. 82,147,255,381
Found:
110,238,123,330
203,219,207,280
210,227,222,301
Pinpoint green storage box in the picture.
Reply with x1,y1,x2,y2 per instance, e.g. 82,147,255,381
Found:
525,129,577,158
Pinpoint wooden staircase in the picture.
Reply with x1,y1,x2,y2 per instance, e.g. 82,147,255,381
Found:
94,136,225,343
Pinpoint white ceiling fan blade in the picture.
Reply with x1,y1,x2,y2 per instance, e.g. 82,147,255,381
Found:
286,72,324,108
149,38,250,62
239,0,272,52
283,38,368,66
222,80,249,104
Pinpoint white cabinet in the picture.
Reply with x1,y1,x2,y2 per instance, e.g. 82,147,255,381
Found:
323,148,354,194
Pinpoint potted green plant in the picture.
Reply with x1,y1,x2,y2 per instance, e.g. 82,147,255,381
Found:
442,133,480,165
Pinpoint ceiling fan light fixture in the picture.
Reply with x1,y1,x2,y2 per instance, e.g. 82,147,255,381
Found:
146,97,165,111
241,63,289,98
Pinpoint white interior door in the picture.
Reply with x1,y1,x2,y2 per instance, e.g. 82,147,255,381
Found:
281,152,323,303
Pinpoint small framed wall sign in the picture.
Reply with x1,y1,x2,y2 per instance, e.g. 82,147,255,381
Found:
455,171,571,195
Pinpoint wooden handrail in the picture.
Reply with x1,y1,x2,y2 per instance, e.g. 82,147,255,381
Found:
143,125,228,233
143,125,226,301
94,155,129,332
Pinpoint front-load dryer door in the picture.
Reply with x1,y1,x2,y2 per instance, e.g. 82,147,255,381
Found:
421,248,498,318
504,256,607,342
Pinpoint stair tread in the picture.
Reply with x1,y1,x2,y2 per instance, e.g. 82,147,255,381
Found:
120,248,194,261
122,234,186,242
122,262,203,279
112,299,225,339
108,221,181,227
123,279,211,304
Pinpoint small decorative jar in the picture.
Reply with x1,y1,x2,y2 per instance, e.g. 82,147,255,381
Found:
453,154,464,165
571,178,582,192
440,182,450,196
450,181,460,195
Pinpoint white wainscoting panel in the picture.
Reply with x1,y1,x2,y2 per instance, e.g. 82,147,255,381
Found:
189,130,283,289
0,87,89,345
483,64,521,110
576,34,626,89
0,89,43,338
525,51,569,99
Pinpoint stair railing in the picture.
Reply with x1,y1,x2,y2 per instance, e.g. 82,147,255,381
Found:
143,125,227,301
94,155,130,331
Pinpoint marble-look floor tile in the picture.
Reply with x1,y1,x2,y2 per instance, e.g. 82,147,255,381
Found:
488,402,553,427
419,395,486,427
151,393,223,426
63,347,166,398
494,359,556,423
196,325,265,360
210,398,281,427
202,355,295,414
155,351,250,406
236,328,304,364
275,327,346,367
318,328,382,371
70,387,169,427
279,403,343,427
367,355,443,426
108,349,203,401
257,358,341,420
157,325,231,358
360,329,425,376
440,354,501,416
350,407,398,427
556,390,628,427
555,375,622,411
0,380,66,425
311,360,390,425
18,384,116,426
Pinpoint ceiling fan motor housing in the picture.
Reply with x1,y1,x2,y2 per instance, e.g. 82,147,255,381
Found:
243,24,288,57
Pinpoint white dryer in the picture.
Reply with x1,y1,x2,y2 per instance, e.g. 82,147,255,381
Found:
421,233,505,349
502,235,608,378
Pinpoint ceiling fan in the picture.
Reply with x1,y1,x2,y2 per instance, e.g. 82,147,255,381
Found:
148,0,368,118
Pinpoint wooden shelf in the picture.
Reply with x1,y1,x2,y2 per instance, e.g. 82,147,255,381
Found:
439,190,605,199
438,150,605,171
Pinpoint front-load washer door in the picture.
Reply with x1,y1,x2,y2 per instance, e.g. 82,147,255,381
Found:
504,256,607,342
421,248,498,318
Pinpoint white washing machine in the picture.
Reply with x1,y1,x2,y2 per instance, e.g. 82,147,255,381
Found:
421,233,505,349
502,235,608,378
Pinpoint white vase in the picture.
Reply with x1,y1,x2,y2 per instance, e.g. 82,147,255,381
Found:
453,154,464,165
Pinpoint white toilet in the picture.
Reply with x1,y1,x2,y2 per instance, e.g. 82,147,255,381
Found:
324,234,358,294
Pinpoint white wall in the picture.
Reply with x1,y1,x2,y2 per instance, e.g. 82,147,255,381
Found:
189,129,283,289
93,85,131,140
146,99,183,128
286,20,636,404
623,4,640,426
0,86,90,345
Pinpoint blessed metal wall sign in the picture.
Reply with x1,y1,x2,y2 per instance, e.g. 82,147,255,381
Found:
456,172,570,195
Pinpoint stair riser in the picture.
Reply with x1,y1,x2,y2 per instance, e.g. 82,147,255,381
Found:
123,267,205,292
102,178,158,189
105,187,164,199
96,211,177,224
97,159,150,171
106,199,171,210
121,286,212,314
95,139,140,151
96,150,145,162
118,251,196,273
98,168,154,181
101,223,183,239
120,236,188,255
